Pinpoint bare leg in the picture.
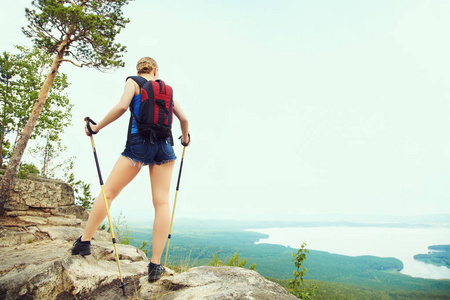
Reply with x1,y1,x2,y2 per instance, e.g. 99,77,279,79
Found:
149,161,175,264
81,156,141,241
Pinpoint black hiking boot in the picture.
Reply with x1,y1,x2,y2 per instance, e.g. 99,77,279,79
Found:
148,262,166,282
71,236,91,256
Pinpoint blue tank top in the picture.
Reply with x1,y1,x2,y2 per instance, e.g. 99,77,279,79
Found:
130,94,140,134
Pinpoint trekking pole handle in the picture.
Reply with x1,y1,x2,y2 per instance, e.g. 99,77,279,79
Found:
84,117,99,135
179,133,190,146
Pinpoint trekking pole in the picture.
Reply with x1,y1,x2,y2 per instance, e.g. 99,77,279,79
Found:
85,117,126,296
164,140,188,266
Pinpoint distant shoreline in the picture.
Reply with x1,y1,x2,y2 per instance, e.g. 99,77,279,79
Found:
247,226,450,280
413,245,450,268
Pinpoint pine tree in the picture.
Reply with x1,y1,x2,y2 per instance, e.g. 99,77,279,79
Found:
0,0,132,214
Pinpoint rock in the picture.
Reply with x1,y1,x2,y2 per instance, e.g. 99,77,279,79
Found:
0,238,148,300
51,205,89,221
92,241,148,262
3,201,28,211
39,226,110,242
0,227,296,300
0,173,296,299
2,174,75,210
47,216,82,226
0,228,36,246
4,211,27,217
10,178,73,208
139,266,297,300
17,215,48,225
26,209,52,217
26,226,40,234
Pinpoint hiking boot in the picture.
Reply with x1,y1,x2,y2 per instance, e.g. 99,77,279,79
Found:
71,236,91,256
148,262,166,282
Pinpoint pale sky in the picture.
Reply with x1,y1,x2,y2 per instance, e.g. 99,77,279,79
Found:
1,0,449,222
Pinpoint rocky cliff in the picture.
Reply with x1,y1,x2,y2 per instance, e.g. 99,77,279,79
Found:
0,175,296,299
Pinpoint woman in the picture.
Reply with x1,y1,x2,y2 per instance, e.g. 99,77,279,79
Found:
71,57,190,283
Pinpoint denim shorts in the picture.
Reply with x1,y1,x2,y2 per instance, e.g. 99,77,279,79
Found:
121,134,177,166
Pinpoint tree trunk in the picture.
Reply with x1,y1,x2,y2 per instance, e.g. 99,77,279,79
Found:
0,28,74,215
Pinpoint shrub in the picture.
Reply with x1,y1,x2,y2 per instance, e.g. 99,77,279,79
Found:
289,243,317,299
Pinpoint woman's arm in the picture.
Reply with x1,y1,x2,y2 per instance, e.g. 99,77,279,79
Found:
85,79,136,135
173,99,190,146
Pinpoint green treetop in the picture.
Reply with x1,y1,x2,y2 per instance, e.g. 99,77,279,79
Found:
0,0,132,215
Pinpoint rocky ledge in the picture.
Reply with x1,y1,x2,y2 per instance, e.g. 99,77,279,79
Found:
0,227,147,299
0,175,296,299
141,266,297,300
0,221,296,299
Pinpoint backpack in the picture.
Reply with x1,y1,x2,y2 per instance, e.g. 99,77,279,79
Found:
126,76,174,145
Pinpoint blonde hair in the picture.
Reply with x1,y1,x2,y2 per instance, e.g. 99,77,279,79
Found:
136,57,158,74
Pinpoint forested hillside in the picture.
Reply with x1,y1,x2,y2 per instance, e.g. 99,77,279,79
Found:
125,223,450,299
414,245,450,268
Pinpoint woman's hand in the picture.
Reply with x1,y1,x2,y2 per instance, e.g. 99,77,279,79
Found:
85,123,99,136
180,133,191,147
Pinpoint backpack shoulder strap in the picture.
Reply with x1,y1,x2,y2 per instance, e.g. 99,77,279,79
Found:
126,76,147,112
126,76,148,87
156,79,167,94
126,76,148,144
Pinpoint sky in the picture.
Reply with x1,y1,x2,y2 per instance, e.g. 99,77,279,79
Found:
1,0,449,223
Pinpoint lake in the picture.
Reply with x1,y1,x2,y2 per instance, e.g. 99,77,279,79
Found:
248,226,450,280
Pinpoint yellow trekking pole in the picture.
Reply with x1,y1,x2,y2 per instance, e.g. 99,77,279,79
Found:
85,117,126,296
164,136,188,266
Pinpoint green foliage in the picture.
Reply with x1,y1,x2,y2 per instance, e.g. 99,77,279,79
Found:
269,278,450,300
139,241,148,257
113,212,132,245
0,46,71,164
0,52,16,162
0,0,131,215
23,0,131,71
30,133,67,178
64,158,94,211
226,252,248,268
16,162,40,179
104,212,143,246
288,243,317,299
208,254,223,267
225,252,257,270
429,245,450,251
208,252,256,271
249,263,258,270
1,140,11,165
127,226,450,297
